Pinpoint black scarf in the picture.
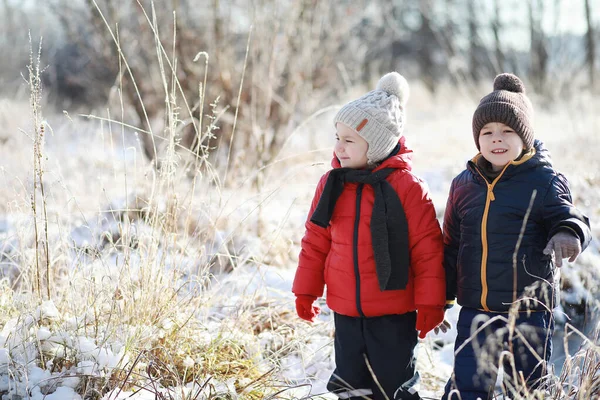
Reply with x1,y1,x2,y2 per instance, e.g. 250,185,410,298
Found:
310,167,410,291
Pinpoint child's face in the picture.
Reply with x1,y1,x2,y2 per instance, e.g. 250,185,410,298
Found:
335,123,369,169
479,122,524,171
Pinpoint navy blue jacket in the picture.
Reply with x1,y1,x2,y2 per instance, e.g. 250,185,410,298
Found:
444,140,591,312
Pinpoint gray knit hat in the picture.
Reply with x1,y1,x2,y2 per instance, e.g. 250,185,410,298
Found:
472,73,534,151
334,72,409,164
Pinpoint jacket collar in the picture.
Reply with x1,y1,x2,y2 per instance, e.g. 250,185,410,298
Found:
467,139,551,182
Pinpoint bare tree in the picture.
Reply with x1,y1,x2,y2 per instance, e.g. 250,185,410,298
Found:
466,0,496,82
2,0,15,45
492,0,505,73
44,0,363,185
416,0,438,91
440,0,467,84
528,0,548,93
584,0,596,91
467,0,480,81
370,0,447,93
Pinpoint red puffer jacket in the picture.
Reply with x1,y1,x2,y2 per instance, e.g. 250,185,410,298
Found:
293,139,445,317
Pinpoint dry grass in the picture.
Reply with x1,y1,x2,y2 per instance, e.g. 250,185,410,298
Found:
0,26,312,400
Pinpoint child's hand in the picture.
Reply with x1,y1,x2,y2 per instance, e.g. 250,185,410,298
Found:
434,319,452,335
543,231,581,267
295,295,320,322
416,306,444,339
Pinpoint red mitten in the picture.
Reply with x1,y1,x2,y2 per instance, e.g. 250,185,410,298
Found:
295,295,320,322
416,306,444,339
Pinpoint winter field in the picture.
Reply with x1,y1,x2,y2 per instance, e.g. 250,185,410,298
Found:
0,62,598,400
0,0,599,391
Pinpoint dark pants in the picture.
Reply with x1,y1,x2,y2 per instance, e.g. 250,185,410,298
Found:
327,312,421,400
443,307,554,400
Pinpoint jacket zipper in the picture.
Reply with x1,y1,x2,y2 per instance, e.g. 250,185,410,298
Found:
474,165,508,312
471,150,535,311
354,184,365,317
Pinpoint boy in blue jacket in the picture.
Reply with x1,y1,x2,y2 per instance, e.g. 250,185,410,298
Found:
442,73,592,400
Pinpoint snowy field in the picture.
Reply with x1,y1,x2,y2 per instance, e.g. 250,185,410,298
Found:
0,81,598,399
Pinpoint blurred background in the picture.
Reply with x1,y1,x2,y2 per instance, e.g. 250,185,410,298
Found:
1,0,599,179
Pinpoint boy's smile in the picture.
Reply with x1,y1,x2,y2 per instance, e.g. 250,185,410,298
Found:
478,122,524,171
334,123,369,169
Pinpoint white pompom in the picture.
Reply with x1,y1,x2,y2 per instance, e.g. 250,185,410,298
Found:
376,72,409,107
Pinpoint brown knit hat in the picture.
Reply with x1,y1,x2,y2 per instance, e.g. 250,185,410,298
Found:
472,73,534,151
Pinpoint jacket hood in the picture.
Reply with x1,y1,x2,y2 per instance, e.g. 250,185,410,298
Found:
528,139,553,167
331,136,413,172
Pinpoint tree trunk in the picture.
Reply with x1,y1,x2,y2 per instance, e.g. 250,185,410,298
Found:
584,0,596,91
492,0,505,73
2,0,14,44
418,0,437,92
528,0,548,93
468,0,480,82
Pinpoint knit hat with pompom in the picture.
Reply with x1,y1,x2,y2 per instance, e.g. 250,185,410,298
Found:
472,73,535,151
334,72,410,164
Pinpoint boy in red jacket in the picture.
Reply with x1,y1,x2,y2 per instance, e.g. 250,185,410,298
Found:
293,72,447,400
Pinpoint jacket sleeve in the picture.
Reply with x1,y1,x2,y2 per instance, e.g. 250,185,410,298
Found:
442,178,460,307
401,176,445,309
292,173,331,297
543,173,592,251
